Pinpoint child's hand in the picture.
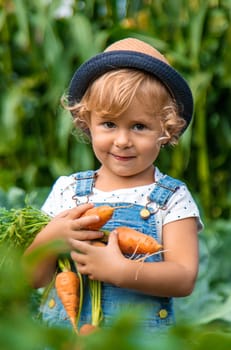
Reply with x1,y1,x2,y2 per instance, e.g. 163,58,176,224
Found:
70,231,125,285
38,203,104,251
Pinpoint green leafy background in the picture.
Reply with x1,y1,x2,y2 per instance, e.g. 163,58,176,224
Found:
0,0,231,349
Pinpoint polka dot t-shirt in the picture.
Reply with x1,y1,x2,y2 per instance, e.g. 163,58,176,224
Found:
41,167,203,240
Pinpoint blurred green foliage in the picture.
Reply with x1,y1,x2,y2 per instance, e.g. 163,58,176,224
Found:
0,0,231,219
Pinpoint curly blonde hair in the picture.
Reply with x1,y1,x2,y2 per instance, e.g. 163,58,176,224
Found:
65,69,186,145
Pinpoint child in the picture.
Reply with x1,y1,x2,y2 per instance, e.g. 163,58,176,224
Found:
25,38,203,333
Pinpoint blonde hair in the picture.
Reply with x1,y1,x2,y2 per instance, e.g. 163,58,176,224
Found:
66,69,186,145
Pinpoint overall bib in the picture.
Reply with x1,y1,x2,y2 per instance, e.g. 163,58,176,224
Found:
40,170,183,333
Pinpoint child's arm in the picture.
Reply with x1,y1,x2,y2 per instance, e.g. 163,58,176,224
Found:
70,217,199,297
24,203,104,289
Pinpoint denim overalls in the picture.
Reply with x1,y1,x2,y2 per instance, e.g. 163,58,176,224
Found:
40,170,183,333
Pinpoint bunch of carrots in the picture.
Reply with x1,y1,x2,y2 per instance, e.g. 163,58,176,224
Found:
0,204,163,335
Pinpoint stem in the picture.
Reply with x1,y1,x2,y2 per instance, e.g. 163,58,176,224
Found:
89,279,102,327
76,271,83,327
73,261,84,331
58,257,71,272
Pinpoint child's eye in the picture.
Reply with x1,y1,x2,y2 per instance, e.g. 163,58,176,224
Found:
103,121,116,129
133,123,146,131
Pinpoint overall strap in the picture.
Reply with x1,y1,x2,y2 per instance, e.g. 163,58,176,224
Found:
149,175,184,208
74,170,96,197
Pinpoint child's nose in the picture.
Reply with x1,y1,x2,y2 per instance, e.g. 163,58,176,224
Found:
114,130,132,148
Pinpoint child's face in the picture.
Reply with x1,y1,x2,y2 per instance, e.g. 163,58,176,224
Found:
88,96,163,183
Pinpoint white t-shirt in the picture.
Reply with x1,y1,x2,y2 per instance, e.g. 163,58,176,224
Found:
41,167,203,241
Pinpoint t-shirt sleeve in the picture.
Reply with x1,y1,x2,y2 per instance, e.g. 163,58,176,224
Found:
41,175,76,217
162,184,203,231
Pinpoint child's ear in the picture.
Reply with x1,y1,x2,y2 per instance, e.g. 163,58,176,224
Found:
161,138,169,145
158,133,169,146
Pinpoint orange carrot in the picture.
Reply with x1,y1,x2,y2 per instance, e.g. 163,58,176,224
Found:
79,323,99,336
81,205,114,230
115,227,163,255
91,241,106,247
55,258,82,334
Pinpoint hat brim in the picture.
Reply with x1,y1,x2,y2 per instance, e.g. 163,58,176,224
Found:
68,50,193,129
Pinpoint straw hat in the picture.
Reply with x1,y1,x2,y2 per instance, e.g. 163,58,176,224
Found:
68,38,193,130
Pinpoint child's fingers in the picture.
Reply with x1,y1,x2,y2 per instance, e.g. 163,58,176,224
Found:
58,203,95,219
69,228,104,243
108,230,120,249
71,251,88,275
69,238,91,254
71,215,100,231
71,249,87,264
69,203,95,219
